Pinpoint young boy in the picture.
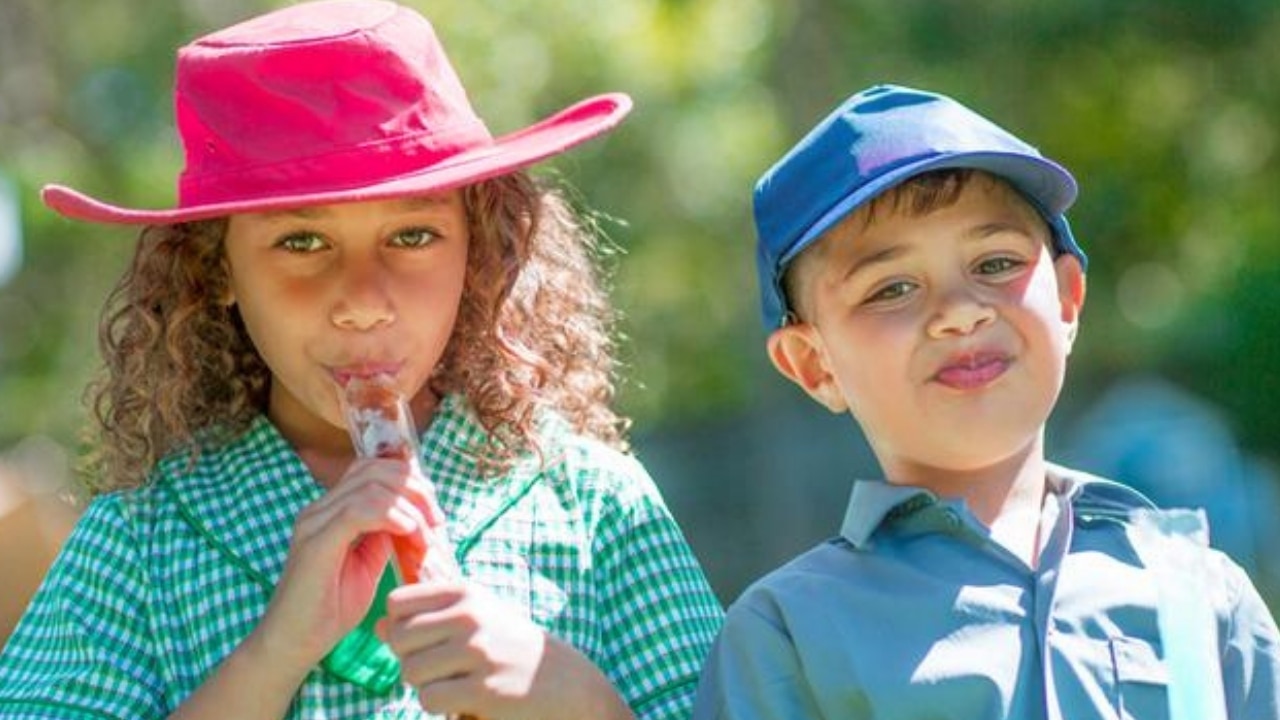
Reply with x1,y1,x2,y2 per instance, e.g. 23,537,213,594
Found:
692,84,1280,719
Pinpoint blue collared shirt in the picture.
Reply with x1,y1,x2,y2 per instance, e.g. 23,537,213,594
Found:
693,465,1280,719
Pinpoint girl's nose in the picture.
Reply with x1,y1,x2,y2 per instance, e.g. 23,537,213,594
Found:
330,258,395,331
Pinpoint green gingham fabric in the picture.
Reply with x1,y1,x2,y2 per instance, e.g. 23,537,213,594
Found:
0,394,724,719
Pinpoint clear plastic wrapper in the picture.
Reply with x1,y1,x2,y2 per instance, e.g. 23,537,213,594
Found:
341,375,460,585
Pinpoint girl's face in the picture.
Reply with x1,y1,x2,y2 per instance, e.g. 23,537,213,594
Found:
224,193,469,454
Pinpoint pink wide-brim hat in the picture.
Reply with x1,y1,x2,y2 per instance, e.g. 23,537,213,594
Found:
42,0,632,225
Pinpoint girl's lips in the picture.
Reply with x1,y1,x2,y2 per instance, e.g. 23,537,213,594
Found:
331,363,401,386
932,353,1011,390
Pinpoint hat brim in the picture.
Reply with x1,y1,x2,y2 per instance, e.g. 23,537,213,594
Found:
778,150,1078,270
42,92,632,225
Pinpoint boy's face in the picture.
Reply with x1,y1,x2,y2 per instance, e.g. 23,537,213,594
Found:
224,193,470,454
767,175,1086,478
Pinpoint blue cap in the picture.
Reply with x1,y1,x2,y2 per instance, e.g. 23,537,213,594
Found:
754,84,1085,329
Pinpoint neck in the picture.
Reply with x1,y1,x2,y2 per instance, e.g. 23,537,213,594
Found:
882,444,1051,568
883,444,1048,527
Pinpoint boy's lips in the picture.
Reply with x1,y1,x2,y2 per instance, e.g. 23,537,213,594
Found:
931,351,1012,390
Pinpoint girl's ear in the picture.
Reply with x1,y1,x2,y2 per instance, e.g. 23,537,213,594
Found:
766,323,848,413
1054,254,1087,351
218,258,236,307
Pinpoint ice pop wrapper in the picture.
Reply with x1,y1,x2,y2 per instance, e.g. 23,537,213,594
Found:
1128,508,1227,720
341,375,460,585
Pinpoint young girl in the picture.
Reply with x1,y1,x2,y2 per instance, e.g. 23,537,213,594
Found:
0,1,724,718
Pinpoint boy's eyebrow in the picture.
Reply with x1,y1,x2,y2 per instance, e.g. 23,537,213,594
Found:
841,245,910,283
839,220,1036,282
964,220,1036,241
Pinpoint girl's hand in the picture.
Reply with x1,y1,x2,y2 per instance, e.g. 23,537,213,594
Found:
252,458,439,673
381,582,634,720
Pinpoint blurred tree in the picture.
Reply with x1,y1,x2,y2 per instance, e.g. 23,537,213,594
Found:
0,0,1276,511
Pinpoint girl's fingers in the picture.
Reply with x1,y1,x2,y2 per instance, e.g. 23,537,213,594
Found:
381,583,478,660
398,636,477,689
295,483,428,552
385,582,468,620
323,458,446,528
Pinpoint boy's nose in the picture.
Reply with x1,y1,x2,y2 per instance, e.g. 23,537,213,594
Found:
925,290,996,338
330,259,395,331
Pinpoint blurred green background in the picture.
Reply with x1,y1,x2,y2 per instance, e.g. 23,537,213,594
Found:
2,0,1278,623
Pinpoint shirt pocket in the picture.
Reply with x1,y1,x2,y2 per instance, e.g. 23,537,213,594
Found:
1108,636,1169,720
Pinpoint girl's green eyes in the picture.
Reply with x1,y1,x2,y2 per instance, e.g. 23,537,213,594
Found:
389,227,439,248
273,227,440,252
276,232,327,252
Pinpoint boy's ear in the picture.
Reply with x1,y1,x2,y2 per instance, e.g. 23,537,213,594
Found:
1054,254,1087,350
766,323,848,413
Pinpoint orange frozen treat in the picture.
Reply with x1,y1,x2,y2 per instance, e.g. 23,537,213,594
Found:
341,376,439,585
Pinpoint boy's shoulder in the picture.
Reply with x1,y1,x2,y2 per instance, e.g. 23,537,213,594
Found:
721,537,858,623
726,466,1164,622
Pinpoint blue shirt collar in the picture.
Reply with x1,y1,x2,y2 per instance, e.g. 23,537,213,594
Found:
838,463,1142,549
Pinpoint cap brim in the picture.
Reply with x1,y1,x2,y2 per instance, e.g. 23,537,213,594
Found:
778,151,1078,269
42,92,633,225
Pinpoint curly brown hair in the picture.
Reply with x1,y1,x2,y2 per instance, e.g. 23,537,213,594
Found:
81,172,629,495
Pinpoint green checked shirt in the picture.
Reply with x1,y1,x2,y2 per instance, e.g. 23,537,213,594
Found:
0,393,724,719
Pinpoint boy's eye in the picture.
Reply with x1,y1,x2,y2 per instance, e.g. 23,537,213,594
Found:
275,232,327,253
390,227,440,248
865,280,916,304
974,256,1025,275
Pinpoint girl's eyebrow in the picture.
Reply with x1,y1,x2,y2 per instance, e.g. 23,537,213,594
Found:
249,196,454,222
253,206,325,222
397,196,452,211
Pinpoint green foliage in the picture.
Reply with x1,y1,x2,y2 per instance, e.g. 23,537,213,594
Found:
0,0,1277,464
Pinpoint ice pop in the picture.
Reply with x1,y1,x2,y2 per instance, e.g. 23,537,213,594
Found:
341,377,482,719
340,375,456,585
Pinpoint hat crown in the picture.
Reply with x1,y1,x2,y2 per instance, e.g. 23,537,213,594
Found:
174,0,490,206
40,0,632,225
752,84,1081,329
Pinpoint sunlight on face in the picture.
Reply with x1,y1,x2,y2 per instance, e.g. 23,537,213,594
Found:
770,176,1085,480
223,193,470,453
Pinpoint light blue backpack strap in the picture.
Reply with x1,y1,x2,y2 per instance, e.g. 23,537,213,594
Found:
1036,493,1074,720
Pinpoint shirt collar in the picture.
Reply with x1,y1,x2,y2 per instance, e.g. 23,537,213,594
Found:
153,412,320,591
839,479,935,548
153,393,546,589
837,463,1116,550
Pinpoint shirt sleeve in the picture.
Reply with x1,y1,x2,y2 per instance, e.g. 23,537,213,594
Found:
1219,557,1280,719
591,454,725,720
691,593,827,720
0,494,166,719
